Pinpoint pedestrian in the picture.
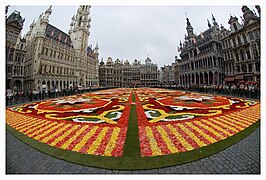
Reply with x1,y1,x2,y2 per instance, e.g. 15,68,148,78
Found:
239,83,244,97
244,84,248,97
20,90,25,102
251,83,255,98
48,89,51,98
29,89,33,101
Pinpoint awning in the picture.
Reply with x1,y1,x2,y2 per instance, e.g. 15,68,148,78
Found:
235,75,244,80
224,77,235,81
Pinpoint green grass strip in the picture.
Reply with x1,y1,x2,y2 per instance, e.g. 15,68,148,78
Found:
6,117,260,170
123,94,141,157
132,93,136,103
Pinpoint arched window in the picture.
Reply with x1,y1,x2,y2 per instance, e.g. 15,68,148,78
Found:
240,49,245,60
248,31,254,40
248,64,253,72
252,44,258,59
242,33,247,43
237,35,242,45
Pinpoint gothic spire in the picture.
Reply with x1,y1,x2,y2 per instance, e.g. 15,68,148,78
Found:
212,14,218,26
42,5,52,22
207,19,211,28
95,42,99,50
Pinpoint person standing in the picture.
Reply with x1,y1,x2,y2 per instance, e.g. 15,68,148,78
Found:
239,83,244,97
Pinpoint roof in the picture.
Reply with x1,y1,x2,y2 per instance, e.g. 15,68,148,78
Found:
45,24,72,46
6,10,25,29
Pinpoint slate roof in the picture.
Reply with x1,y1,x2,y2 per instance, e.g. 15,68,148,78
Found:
45,23,72,46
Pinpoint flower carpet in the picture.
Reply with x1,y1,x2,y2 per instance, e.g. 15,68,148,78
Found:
6,88,260,169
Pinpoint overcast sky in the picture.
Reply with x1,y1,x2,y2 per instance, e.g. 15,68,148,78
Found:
7,4,259,68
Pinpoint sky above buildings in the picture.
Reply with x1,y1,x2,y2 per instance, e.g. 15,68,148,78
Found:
6,2,260,68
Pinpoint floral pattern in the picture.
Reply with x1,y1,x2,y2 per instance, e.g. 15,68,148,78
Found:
6,88,132,157
134,88,260,157
6,88,260,158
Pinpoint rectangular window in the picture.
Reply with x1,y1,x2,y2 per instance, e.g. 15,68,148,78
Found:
228,40,232,47
41,47,44,55
235,52,239,61
224,53,227,60
8,67,12,73
232,38,236,47
255,62,260,72
252,44,258,59
246,50,251,59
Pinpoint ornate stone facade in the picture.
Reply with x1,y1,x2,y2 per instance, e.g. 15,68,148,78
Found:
161,62,176,86
6,8,26,92
177,15,224,86
220,5,260,83
99,57,159,87
23,5,99,92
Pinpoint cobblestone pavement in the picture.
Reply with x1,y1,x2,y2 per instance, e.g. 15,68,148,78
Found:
6,126,260,174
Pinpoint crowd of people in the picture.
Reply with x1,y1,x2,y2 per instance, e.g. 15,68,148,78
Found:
6,81,260,106
174,81,260,99
5,87,110,106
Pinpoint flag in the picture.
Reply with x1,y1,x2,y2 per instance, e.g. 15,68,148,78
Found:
50,30,54,42
64,36,68,48
200,32,204,39
64,36,68,44
50,30,54,38
58,33,62,42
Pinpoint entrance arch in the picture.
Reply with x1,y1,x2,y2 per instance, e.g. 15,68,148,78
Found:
209,71,213,85
204,72,208,85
